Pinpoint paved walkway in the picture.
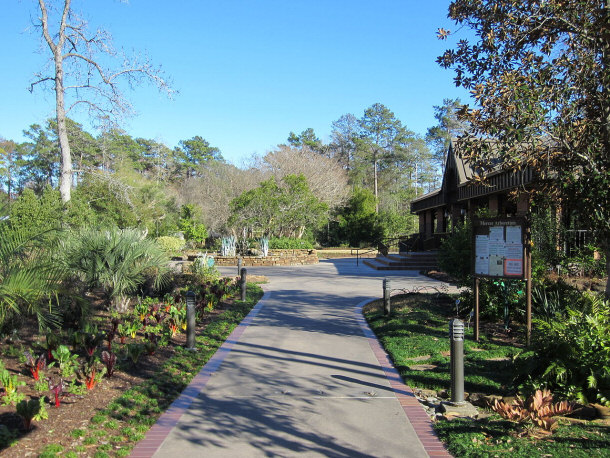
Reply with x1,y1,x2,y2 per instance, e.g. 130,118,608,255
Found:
131,259,453,457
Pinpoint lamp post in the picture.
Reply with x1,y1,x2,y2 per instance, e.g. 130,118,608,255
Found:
240,268,247,301
186,291,196,350
449,319,465,404
383,278,391,316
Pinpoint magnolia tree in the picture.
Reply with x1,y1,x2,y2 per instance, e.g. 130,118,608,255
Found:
438,0,610,296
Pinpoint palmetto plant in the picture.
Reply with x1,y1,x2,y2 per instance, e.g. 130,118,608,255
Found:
0,226,62,330
58,228,169,313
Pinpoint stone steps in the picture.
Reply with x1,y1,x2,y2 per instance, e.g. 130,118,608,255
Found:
363,251,438,271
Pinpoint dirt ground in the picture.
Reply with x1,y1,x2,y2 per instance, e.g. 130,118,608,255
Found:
0,302,228,457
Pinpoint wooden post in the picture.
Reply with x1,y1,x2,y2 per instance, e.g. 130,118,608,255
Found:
474,277,480,342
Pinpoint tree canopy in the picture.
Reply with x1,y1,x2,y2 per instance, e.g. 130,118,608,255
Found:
439,0,610,294
229,174,328,239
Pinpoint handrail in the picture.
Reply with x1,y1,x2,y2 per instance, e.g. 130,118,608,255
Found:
352,233,423,266
352,246,379,266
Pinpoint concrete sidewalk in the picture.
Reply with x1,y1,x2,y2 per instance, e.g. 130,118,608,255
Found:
131,259,452,457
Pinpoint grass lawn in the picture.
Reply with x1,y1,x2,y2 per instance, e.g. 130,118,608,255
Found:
364,293,610,457
364,293,519,394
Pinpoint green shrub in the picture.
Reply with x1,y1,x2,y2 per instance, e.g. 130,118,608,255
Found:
178,204,207,244
561,243,606,277
156,236,185,254
531,278,582,322
268,238,314,250
57,228,170,313
438,221,471,287
10,187,96,237
336,187,382,247
515,293,610,405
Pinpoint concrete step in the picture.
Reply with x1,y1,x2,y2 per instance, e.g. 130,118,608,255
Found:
363,253,439,271
378,253,437,266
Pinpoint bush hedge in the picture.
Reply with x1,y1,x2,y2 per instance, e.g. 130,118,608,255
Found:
268,238,314,250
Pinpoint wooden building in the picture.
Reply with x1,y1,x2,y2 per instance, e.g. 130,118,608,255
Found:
410,140,533,250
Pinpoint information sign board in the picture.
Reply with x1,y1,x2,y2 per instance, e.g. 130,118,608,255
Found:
472,218,525,280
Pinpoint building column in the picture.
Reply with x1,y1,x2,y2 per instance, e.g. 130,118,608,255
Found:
451,205,462,230
516,193,529,216
489,195,499,216
425,210,433,238
435,208,445,233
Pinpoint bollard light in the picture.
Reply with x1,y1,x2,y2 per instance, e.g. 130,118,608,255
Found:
237,257,242,276
240,267,247,301
186,291,196,350
383,278,391,316
449,318,465,404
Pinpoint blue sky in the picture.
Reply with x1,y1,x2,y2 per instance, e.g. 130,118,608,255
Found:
2,0,471,165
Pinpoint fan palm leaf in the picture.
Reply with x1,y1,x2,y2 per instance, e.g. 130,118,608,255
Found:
58,228,169,313
0,226,62,330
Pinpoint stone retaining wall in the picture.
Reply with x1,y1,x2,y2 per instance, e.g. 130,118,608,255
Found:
212,249,318,267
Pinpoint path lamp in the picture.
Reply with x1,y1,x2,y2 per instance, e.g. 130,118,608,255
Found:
240,268,247,301
383,278,391,316
186,291,197,350
449,318,465,403
237,257,243,276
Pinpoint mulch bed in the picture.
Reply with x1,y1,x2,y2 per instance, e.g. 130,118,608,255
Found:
0,299,229,457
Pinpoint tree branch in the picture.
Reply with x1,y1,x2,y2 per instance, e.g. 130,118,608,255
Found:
28,77,54,93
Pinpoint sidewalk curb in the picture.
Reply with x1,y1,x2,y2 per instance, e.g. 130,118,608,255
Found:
355,298,452,457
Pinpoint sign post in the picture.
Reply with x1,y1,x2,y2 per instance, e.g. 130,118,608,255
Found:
472,217,531,343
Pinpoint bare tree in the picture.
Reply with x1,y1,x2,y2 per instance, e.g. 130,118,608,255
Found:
30,0,173,202
179,162,263,233
256,145,349,208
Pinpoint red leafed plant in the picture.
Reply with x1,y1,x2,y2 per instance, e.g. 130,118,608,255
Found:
78,360,106,390
144,332,158,355
24,351,47,381
168,320,178,337
106,317,120,351
49,379,65,407
490,389,574,433
46,331,60,363
82,332,104,358
101,350,117,377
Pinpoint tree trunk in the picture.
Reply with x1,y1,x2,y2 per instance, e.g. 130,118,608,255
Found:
38,0,72,202
604,245,610,300
51,2,72,203
374,157,379,213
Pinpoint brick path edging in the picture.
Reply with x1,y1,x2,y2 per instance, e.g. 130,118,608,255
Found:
129,288,270,458
355,299,452,457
